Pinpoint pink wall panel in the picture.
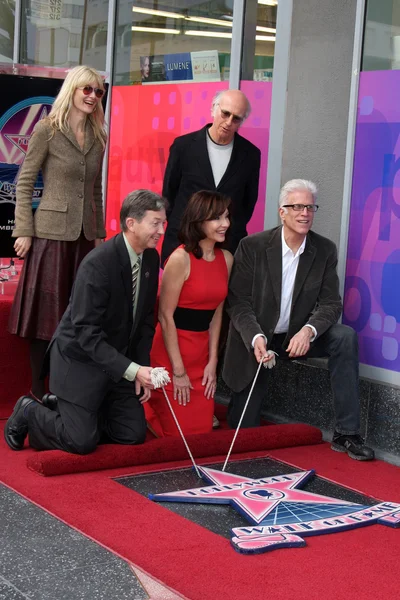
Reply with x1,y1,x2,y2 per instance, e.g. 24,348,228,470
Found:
106,81,272,237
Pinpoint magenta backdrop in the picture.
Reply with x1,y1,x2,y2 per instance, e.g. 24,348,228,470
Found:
106,81,271,237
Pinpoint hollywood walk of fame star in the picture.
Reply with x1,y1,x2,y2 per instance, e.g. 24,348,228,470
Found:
149,466,365,525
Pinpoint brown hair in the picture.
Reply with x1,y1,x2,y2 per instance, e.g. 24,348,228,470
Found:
178,190,231,258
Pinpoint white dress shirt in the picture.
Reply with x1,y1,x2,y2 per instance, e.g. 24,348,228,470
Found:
274,228,306,333
252,228,316,347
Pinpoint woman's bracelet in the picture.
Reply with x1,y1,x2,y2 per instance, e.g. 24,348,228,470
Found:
173,370,187,378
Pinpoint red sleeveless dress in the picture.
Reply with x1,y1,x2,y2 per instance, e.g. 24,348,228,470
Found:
148,248,228,436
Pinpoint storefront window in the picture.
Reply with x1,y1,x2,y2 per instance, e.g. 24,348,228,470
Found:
253,0,276,81
343,0,400,379
0,0,15,62
113,0,234,85
20,0,109,70
362,0,400,71
238,0,276,82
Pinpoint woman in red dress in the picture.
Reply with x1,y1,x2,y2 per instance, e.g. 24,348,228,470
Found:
148,191,233,436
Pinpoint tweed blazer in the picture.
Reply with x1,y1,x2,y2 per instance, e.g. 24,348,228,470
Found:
222,226,343,393
161,125,261,264
12,119,106,241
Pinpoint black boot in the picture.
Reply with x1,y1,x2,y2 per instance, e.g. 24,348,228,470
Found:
4,396,35,451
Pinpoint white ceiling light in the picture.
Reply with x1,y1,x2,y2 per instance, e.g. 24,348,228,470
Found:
132,8,233,28
185,16,232,28
131,26,180,34
255,35,276,41
256,26,276,33
132,7,185,19
258,0,278,5
184,30,232,39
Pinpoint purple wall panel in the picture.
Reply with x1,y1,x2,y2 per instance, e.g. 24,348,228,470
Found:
343,71,400,370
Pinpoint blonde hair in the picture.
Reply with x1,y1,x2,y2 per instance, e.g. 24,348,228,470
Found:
47,65,107,149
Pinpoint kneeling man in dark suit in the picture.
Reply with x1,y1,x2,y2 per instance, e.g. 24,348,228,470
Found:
222,179,374,461
5,190,166,454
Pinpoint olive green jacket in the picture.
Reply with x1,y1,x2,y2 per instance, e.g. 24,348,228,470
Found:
13,119,106,241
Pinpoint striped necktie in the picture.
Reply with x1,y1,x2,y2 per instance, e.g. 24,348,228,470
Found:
131,256,141,308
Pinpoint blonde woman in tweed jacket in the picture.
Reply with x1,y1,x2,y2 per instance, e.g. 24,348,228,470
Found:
9,65,107,402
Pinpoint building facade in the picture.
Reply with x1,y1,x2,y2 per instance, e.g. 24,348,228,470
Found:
1,0,400,461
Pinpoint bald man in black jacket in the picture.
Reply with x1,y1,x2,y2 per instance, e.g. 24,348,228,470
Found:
161,89,261,265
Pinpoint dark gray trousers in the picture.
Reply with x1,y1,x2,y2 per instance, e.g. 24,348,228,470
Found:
227,324,361,435
27,378,146,455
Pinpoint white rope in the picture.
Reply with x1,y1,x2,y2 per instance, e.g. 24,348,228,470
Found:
222,359,264,472
151,367,201,478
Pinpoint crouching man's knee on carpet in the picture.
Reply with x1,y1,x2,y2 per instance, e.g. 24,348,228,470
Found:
222,179,374,462
60,431,98,456
105,424,147,447
4,190,166,455
99,377,148,447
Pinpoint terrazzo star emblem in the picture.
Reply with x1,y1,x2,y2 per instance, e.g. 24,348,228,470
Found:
150,467,359,524
150,467,400,554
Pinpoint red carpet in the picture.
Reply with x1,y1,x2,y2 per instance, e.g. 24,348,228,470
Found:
1,420,400,600
27,423,322,476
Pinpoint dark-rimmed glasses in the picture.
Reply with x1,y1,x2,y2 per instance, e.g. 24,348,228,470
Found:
78,86,104,99
219,106,244,124
282,204,319,213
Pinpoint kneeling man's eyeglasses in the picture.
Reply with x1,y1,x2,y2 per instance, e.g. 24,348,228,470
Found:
283,204,319,213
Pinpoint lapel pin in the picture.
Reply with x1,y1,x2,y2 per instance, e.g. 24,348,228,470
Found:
145,271,149,278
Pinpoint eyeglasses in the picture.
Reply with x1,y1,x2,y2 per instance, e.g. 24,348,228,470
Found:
219,106,244,124
282,204,319,212
78,86,104,99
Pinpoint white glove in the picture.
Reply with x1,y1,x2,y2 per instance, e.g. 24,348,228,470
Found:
262,350,278,369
